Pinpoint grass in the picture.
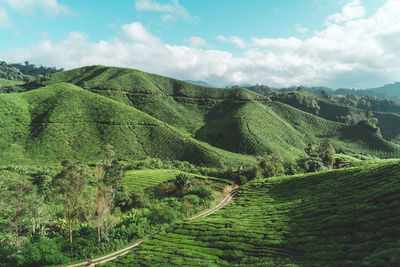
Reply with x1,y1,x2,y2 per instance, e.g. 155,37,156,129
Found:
123,169,234,192
123,169,181,191
105,159,400,266
0,78,24,87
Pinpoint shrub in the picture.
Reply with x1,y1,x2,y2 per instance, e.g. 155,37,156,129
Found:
16,237,70,266
236,175,248,185
173,172,191,193
147,204,178,226
188,186,214,200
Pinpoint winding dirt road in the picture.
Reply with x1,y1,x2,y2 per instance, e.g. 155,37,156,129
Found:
64,188,239,267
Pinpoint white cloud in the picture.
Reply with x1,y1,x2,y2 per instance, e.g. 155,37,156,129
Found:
0,0,70,28
134,0,190,22
0,0,70,15
188,36,207,48
2,1,400,89
326,0,366,24
216,35,246,49
0,7,12,27
120,22,162,44
295,24,309,34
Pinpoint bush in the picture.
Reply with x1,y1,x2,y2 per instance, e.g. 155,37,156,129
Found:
183,194,201,206
147,204,178,226
222,250,244,262
235,175,247,185
16,237,70,266
188,186,214,200
297,157,325,172
173,172,191,193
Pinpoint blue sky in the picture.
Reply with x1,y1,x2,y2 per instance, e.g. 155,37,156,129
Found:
0,0,398,88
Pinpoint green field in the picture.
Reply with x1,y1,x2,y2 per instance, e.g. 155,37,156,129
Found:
123,169,234,192
107,159,400,266
123,169,180,191
0,78,24,87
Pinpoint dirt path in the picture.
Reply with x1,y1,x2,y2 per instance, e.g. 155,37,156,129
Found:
64,188,239,267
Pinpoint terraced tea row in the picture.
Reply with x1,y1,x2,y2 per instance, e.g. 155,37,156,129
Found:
0,83,255,166
106,160,400,266
123,169,234,192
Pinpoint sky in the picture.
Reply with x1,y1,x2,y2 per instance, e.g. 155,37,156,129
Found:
0,0,399,88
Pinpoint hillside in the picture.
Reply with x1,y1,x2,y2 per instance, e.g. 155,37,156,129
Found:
107,159,400,266
23,65,397,160
270,90,400,142
0,62,28,82
41,65,264,100
0,82,255,166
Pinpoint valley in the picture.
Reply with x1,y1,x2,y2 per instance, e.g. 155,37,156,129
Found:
1,65,400,266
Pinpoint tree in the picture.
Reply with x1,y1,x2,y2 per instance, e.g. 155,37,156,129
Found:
257,153,284,178
0,172,34,246
93,164,118,243
318,139,336,167
174,172,191,193
52,160,91,245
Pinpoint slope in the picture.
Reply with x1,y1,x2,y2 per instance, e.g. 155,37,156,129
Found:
41,65,264,100
0,83,255,166
25,66,399,159
272,90,400,142
107,159,400,266
35,65,266,136
196,100,397,159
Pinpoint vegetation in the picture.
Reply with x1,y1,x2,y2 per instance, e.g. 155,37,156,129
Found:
0,78,24,87
107,160,400,266
2,65,400,266
0,162,231,266
0,82,255,167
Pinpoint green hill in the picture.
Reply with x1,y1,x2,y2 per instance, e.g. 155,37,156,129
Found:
1,65,398,166
271,90,400,142
30,66,398,160
0,78,24,87
108,159,400,266
42,65,263,100
0,82,255,166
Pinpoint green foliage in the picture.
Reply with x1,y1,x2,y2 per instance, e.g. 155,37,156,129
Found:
188,186,214,201
0,82,255,167
112,159,400,266
271,90,321,115
8,61,63,76
0,62,29,82
16,237,70,266
173,172,191,193
52,160,93,244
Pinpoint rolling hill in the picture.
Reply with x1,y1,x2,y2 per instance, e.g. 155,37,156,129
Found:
271,90,400,142
29,65,400,160
0,82,255,166
1,65,398,166
107,159,400,266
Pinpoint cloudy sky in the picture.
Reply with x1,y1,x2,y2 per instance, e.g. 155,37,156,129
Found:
0,0,399,88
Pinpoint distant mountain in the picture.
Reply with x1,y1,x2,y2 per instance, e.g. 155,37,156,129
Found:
184,80,215,87
334,82,400,100
245,84,278,95
369,82,400,99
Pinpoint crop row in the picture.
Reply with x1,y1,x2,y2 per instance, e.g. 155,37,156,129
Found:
105,160,400,266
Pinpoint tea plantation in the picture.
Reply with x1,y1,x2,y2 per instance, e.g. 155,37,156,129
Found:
106,160,400,266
